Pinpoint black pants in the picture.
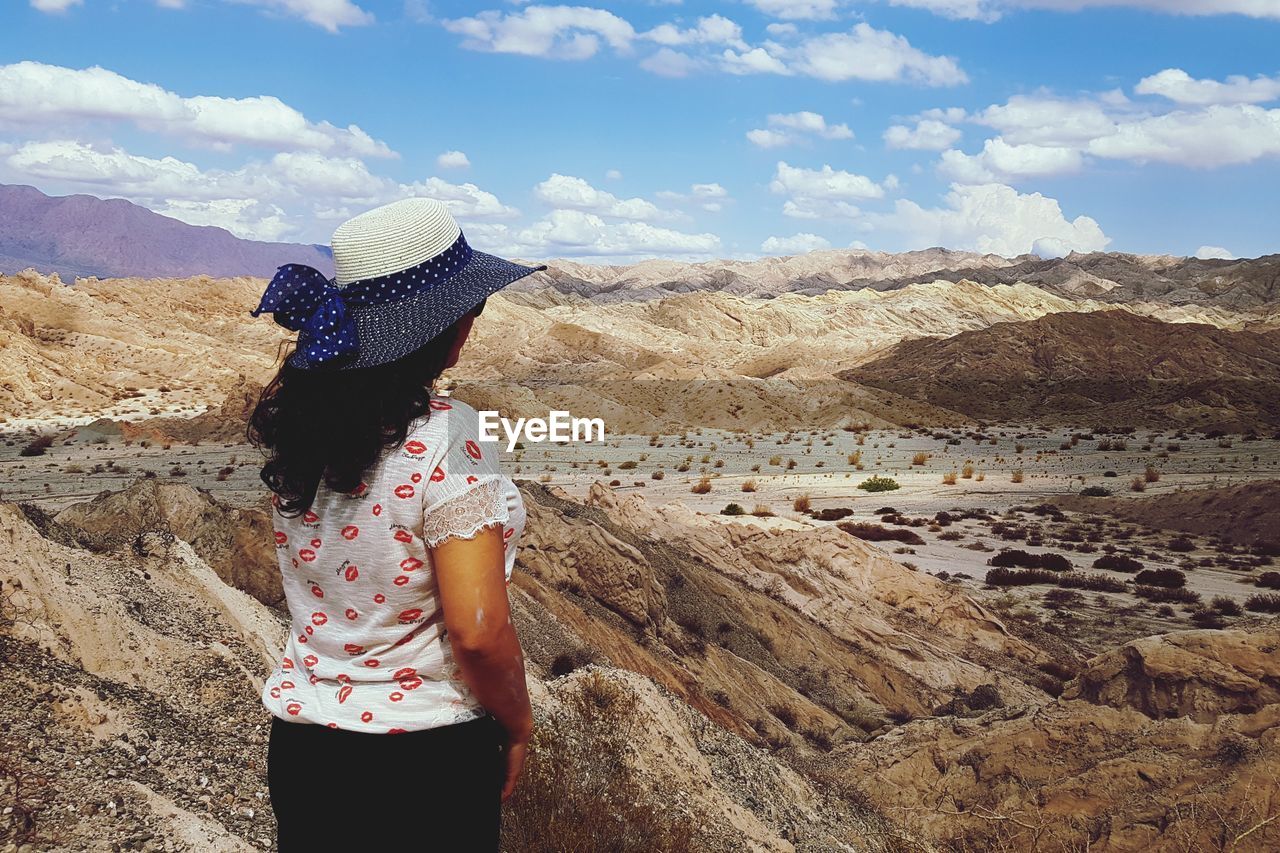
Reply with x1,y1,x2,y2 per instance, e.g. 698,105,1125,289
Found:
268,713,505,851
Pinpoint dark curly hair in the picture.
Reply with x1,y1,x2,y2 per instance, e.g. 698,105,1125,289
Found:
248,308,479,517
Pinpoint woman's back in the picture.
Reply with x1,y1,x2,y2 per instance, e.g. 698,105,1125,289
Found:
261,394,525,733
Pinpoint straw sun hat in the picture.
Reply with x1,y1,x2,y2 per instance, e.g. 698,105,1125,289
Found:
251,197,546,370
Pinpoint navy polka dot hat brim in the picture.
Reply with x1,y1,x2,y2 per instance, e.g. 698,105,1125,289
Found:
284,251,545,371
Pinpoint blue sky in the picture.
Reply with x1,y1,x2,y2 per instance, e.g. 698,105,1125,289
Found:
1,0,1277,263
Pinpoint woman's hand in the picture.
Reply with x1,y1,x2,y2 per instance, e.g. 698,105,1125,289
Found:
500,734,529,803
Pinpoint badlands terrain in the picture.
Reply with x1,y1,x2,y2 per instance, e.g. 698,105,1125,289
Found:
2,246,1279,851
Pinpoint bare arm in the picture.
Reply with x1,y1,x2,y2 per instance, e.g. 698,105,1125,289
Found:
432,525,533,743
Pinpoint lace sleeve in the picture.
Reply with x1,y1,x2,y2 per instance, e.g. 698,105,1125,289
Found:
422,478,510,548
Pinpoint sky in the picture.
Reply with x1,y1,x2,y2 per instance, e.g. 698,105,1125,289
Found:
1,0,1277,264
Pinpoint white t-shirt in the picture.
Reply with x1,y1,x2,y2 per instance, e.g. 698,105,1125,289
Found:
260,394,525,733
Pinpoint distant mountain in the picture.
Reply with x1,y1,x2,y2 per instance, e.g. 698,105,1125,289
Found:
848,310,1280,431
0,184,333,280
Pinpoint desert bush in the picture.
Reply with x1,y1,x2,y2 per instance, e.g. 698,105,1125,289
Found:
810,507,852,521
690,477,711,495
1130,477,1147,492
1135,568,1186,588
1011,469,1024,483
1167,536,1196,553
618,460,637,470
216,465,235,481
838,522,925,545
942,470,958,485
650,470,664,480
1211,596,1243,616
792,493,811,513
1144,465,1161,483
721,503,745,516
750,504,774,517
1093,554,1143,573
19,435,53,457
1134,585,1201,604
961,463,974,479
986,567,1059,586
1244,593,1280,613
1255,572,1280,589
1079,485,1112,497
769,704,798,729
1056,573,1127,593
1190,609,1226,629
988,549,1071,571
549,647,597,677
911,452,929,466
741,479,757,493
503,671,702,852
857,475,900,493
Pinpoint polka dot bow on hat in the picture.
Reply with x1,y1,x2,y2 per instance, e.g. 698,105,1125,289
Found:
250,198,546,371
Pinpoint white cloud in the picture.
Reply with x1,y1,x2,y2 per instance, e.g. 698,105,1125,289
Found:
747,111,853,148
938,137,1084,182
790,23,968,86
884,118,962,150
0,61,394,158
765,22,800,36
640,48,703,77
720,46,791,76
1194,245,1236,259
498,208,720,258
1085,103,1280,167
442,6,635,59
770,161,886,201
605,168,622,180
153,198,295,242
533,173,671,221
1136,68,1280,105
238,0,373,31
30,0,82,12
643,14,744,47
746,0,840,19
975,94,1118,145
691,182,728,198
888,0,1280,22
401,176,521,220
761,232,832,254
436,150,471,169
864,182,1110,257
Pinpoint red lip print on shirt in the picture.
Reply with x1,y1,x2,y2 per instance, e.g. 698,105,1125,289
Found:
280,680,295,690
389,692,404,702
373,593,386,604
269,687,281,699
310,538,322,548
282,657,294,669
345,608,358,620
298,549,316,562
465,475,478,485
360,711,374,723
303,510,319,524
397,608,423,624
393,667,417,680
397,676,423,691
466,440,482,460
430,466,446,482
337,685,352,704
363,659,379,668
311,612,328,626
344,564,359,582
304,625,314,635
411,472,422,484
394,484,415,499
393,530,413,543
504,528,514,541
337,674,351,684
349,482,368,496
400,557,423,572
429,399,451,411
344,643,364,655
392,575,409,587
310,583,323,598
302,655,318,668
341,525,359,540
405,440,427,455
286,702,302,716
372,503,382,516
274,531,288,545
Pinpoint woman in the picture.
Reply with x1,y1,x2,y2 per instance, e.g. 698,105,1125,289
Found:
246,197,545,850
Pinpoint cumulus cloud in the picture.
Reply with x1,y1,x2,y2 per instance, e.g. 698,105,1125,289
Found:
770,161,886,201
640,48,703,77
1194,245,1236,259
643,14,744,48
938,137,1084,182
884,118,963,150
1136,68,1280,105
863,182,1110,257
747,111,854,148
239,0,373,31
720,46,792,76
789,24,968,86
533,173,674,221
436,150,471,169
442,5,635,59
0,61,394,158
30,0,82,12
483,209,720,259
761,232,832,254
605,168,623,180
888,0,1280,22
746,0,840,19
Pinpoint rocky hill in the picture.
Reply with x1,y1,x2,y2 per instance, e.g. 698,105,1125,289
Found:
3,478,1277,850
0,184,332,281
850,310,1280,431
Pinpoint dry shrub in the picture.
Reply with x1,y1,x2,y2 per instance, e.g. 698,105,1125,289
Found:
741,479,757,493
690,477,711,495
1011,469,1024,484
942,470,958,485
793,493,811,513
911,452,929,466
961,463,974,479
503,671,702,852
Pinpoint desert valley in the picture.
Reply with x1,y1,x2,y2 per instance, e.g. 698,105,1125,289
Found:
2,193,1280,851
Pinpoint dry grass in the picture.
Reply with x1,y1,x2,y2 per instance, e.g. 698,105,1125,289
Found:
691,477,712,495
942,471,958,486
741,479,757,493
1011,469,1024,484
793,493,812,513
